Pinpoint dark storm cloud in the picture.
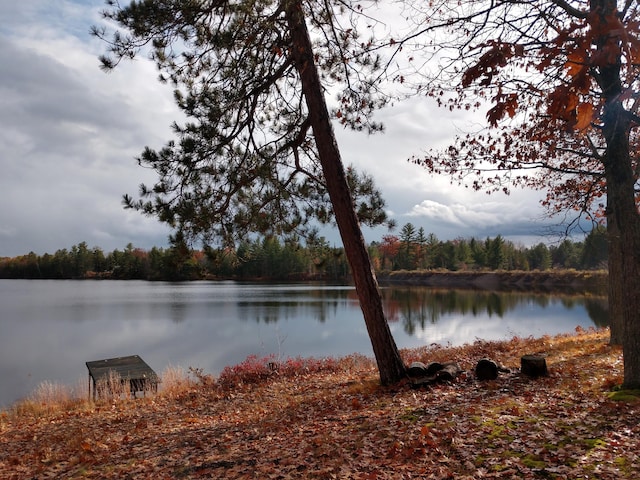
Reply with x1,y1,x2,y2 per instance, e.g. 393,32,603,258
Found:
0,28,175,256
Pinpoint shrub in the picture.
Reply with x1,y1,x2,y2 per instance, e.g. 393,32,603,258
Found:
217,354,341,389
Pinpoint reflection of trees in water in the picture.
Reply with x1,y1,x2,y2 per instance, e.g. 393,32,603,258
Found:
225,285,609,333
237,288,352,324
381,287,608,336
584,299,609,327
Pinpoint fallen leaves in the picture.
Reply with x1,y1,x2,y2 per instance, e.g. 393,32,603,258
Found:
1,328,638,479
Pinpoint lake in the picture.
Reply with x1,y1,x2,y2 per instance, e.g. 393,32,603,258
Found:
0,279,608,408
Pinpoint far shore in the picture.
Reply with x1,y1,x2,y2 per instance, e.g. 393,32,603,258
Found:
0,269,610,294
377,269,608,294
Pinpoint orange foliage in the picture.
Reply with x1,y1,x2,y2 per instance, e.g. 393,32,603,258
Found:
410,0,640,218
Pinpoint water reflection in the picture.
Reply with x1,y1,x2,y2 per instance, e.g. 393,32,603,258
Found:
237,288,354,324
381,287,609,336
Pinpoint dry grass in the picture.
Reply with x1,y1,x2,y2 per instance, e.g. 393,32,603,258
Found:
8,378,89,419
3,365,192,421
94,370,127,399
159,365,196,396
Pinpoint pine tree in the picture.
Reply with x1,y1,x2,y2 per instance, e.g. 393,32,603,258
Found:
94,0,406,384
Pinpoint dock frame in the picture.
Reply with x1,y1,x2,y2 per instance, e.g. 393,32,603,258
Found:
86,355,159,400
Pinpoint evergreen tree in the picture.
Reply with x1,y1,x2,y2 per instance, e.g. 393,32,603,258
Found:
94,0,406,384
581,226,608,269
528,243,552,271
486,236,505,270
469,237,487,269
415,227,428,269
454,239,473,270
425,233,440,269
551,239,582,269
92,247,108,274
398,223,417,270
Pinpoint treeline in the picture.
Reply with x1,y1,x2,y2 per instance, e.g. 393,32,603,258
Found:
0,225,608,281
0,242,194,281
0,237,347,281
373,223,608,272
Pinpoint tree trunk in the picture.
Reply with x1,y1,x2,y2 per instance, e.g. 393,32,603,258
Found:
520,355,548,377
475,358,499,380
602,104,640,387
607,223,623,345
594,0,640,388
284,1,406,385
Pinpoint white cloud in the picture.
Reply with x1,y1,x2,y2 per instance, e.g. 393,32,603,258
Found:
406,198,537,228
406,199,464,225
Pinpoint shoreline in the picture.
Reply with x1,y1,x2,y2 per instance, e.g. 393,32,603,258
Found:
377,269,608,294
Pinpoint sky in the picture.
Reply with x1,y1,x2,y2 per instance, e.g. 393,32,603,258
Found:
0,1,570,258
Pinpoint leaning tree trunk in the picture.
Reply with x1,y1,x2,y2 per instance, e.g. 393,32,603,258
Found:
285,0,406,385
594,0,640,388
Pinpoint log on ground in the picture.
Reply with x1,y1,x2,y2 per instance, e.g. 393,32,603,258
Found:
521,354,548,377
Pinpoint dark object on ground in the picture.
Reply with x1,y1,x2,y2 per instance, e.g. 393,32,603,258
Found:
521,354,548,377
475,358,499,380
407,361,444,377
436,362,461,381
408,361,461,388
407,361,428,377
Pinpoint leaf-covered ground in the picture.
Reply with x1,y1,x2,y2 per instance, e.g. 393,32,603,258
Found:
1,328,639,479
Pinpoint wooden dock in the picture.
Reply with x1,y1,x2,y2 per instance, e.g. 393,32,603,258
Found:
86,355,159,400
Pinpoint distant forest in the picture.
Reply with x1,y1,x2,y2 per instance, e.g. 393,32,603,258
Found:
0,224,608,281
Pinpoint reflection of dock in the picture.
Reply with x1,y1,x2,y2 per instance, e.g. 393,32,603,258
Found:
86,355,159,400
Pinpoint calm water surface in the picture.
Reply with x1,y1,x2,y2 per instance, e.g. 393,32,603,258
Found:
0,280,608,408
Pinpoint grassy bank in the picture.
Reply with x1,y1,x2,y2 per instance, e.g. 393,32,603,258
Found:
1,328,638,479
